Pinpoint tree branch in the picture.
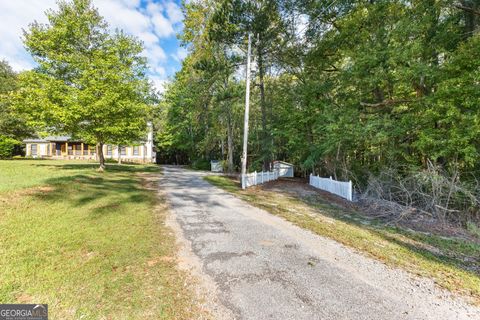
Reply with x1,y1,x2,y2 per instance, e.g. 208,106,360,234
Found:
360,99,412,108
453,3,480,16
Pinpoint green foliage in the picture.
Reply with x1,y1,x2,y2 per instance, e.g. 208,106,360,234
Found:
0,60,32,140
160,0,480,184
190,159,211,170
0,135,20,159
13,0,153,168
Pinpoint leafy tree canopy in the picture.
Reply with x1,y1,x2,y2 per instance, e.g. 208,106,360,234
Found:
14,0,153,169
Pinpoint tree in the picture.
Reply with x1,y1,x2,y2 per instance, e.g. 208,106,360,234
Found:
209,0,286,170
162,0,480,177
0,60,32,140
14,0,151,170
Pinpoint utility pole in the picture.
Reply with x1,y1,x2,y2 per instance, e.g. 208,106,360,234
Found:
241,33,252,189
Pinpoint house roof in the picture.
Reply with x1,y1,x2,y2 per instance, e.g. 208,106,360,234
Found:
273,160,293,166
44,136,71,142
23,136,72,143
23,139,48,143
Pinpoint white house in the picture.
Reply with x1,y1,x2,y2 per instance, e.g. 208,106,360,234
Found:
23,123,155,163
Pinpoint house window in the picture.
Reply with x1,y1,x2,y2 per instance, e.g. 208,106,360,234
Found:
83,144,89,155
120,146,126,156
89,145,96,155
31,144,37,156
107,145,112,156
133,146,139,156
68,145,73,155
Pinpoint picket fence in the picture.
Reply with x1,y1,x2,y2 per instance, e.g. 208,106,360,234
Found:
309,174,353,201
242,170,279,189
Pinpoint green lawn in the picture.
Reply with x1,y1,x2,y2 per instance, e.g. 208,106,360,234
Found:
205,175,480,305
0,160,203,319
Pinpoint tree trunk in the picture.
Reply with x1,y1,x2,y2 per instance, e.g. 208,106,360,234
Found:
98,142,106,171
257,41,270,171
118,145,122,164
227,110,234,173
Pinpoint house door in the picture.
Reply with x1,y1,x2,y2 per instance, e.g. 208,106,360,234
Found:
56,143,62,156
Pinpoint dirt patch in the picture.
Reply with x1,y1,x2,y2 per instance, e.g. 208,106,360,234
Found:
0,186,55,205
16,293,34,303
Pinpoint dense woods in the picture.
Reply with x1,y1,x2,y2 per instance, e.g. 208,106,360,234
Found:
158,0,480,223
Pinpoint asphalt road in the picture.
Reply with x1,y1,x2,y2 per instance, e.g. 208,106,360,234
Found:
161,166,480,320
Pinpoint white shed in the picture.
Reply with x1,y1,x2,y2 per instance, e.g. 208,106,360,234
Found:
273,161,294,178
210,160,223,172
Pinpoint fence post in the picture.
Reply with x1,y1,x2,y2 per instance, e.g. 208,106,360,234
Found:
348,180,353,201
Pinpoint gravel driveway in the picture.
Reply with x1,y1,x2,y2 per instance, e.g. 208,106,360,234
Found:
161,166,480,320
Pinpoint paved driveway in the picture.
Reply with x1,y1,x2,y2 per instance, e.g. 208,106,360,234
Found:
161,166,480,320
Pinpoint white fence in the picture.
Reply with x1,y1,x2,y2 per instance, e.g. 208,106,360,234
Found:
309,174,353,201
242,170,279,189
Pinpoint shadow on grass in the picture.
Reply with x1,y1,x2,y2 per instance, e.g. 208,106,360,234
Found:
32,162,159,173
299,194,480,274
29,163,158,217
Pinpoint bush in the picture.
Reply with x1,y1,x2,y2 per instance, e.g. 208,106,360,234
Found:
0,136,20,159
190,158,211,170
362,161,480,224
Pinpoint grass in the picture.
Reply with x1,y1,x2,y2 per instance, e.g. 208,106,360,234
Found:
204,175,480,305
0,160,204,319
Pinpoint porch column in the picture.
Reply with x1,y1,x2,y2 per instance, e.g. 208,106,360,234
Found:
81,143,84,158
65,142,68,157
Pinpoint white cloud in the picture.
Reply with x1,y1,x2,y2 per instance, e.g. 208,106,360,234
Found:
0,0,57,71
150,76,169,94
172,47,188,62
96,0,150,35
165,1,183,24
151,12,175,38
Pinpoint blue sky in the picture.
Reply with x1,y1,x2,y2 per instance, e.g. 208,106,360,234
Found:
0,0,187,93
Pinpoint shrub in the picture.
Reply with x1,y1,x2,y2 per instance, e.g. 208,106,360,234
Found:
0,136,20,159
190,158,210,170
362,161,480,224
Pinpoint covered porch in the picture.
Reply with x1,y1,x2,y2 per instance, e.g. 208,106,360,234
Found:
47,137,97,159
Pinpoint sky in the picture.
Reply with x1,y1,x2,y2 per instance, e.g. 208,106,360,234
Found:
0,0,188,93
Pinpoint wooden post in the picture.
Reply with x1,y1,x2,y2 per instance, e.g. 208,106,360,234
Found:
348,180,353,201
241,33,252,189
64,142,68,157
81,143,84,158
